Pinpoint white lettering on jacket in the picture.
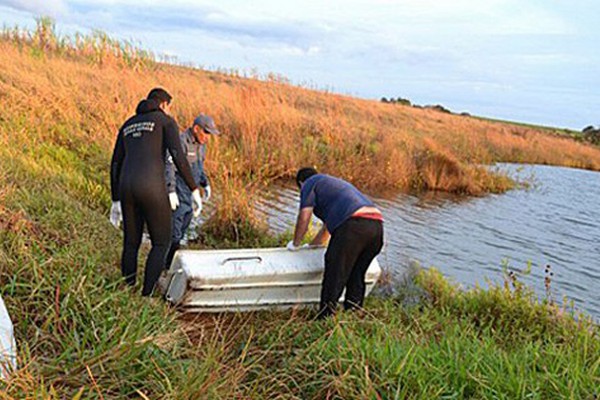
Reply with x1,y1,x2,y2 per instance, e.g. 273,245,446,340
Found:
123,122,156,138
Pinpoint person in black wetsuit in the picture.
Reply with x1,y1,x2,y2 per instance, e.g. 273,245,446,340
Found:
109,88,203,296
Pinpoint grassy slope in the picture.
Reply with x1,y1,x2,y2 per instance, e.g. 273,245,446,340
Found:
0,34,599,398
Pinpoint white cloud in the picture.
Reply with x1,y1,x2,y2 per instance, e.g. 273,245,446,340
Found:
0,0,597,128
0,0,69,17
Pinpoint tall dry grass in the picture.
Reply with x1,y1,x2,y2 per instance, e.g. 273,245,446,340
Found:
2,22,600,237
2,22,600,204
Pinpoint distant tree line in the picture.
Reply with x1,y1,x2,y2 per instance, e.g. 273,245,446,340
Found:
380,96,471,117
381,97,411,106
382,97,599,145
582,125,600,145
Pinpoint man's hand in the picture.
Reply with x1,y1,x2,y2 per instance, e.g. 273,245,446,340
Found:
110,201,122,228
203,185,211,202
168,192,180,211
191,188,203,217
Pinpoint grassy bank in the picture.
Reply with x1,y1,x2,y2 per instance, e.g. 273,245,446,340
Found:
4,20,600,200
1,21,599,398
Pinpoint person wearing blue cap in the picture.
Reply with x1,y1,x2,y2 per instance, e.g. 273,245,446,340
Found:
164,114,220,269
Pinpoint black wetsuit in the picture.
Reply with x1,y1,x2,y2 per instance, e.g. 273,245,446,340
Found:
110,99,197,296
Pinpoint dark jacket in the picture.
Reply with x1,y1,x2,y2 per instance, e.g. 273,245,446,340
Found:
110,99,197,201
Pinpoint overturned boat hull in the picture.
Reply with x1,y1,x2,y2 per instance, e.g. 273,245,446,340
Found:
164,246,382,312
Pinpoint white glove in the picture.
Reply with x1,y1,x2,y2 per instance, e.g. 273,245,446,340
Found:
287,240,309,251
191,188,203,217
203,185,211,202
286,240,300,251
168,192,179,211
110,201,122,228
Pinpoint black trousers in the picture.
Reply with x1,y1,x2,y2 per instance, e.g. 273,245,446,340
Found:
318,218,384,318
120,183,171,297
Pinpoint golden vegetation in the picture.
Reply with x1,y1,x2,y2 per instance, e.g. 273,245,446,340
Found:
1,20,600,234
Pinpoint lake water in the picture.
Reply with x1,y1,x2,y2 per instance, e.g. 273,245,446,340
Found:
254,164,600,320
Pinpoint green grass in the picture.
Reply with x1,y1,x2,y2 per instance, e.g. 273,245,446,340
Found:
224,268,600,399
472,115,584,140
1,149,599,398
1,111,599,399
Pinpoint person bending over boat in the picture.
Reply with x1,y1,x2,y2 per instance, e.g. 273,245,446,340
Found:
164,114,220,270
288,167,384,318
109,88,202,296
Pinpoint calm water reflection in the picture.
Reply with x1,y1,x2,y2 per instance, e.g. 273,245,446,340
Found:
255,164,600,320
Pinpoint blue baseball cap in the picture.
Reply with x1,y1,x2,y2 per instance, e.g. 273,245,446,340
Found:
193,114,220,135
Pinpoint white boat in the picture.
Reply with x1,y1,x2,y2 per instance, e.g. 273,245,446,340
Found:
163,246,382,312
0,295,16,379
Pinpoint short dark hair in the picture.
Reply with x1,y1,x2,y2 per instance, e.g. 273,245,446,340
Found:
147,87,172,104
296,167,318,188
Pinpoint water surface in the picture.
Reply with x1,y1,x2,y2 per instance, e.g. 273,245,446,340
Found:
255,164,600,320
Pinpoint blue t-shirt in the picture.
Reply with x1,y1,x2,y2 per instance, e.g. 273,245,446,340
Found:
300,174,374,233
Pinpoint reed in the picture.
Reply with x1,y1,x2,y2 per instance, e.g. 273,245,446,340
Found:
1,17,154,69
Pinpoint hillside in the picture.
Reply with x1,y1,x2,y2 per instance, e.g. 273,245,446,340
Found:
0,25,599,398
3,27,600,196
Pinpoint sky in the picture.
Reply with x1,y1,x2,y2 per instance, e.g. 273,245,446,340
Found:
1,0,598,130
